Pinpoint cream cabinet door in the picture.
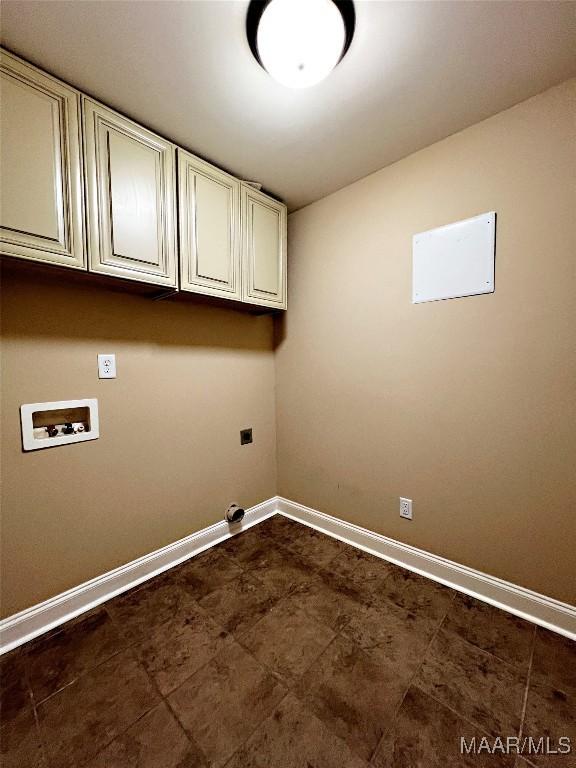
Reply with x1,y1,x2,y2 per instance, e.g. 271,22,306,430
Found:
178,150,240,299
82,98,177,287
0,50,85,268
241,185,287,309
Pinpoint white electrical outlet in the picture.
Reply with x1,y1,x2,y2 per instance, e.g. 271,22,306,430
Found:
98,354,116,379
400,497,413,520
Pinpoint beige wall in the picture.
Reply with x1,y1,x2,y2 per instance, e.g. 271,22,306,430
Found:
275,79,576,604
2,79,575,620
0,266,277,617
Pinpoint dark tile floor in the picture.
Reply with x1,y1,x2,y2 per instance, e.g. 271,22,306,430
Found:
1,514,574,767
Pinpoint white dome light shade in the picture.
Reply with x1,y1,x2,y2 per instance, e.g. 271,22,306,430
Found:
256,0,347,88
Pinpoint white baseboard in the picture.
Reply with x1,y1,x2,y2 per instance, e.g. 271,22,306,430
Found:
0,498,277,655
2,495,574,655
276,496,576,641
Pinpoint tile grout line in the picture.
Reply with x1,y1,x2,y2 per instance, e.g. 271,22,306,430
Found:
277,577,452,767
140,647,212,766
36,646,159,768
413,684,521,752
515,625,537,768
105,593,230,764
6,517,565,767
21,609,136,768
30,699,52,768
86,697,161,765
30,635,136,709
228,584,410,768
305,607,445,766
438,623,536,675
107,527,302,762
9,642,56,768
234,599,337,696
103,579,220,761
336,545,459,763
218,686,293,768
267,542,474,764
400,622,537,760
404,624,534,747
146,549,287,706
22,654,53,768
103,599,233,703
233,541,369,761
100,597,228,762
366,590,458,764
214,548,333,768
174,528,313,766
221,686,294,768
76,629,166,764
26,586,206,711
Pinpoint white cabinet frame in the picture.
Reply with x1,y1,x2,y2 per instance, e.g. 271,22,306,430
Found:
82,98,177,287
0,50,85,269
241,185,287,309
178,150,241,299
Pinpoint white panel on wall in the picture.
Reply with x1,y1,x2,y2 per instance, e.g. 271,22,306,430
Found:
412,212,496,304
20,399,99,451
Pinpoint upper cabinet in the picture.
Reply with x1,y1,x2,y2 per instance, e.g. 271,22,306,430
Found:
178,150,241,300
241,185,287,309
1,50,286,309
82,98,177,287
0,50,85,269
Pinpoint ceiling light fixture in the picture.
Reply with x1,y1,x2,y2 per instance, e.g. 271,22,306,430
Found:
247,0,355,89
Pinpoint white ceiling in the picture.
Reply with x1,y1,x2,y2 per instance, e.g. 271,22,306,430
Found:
2,1,575,211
